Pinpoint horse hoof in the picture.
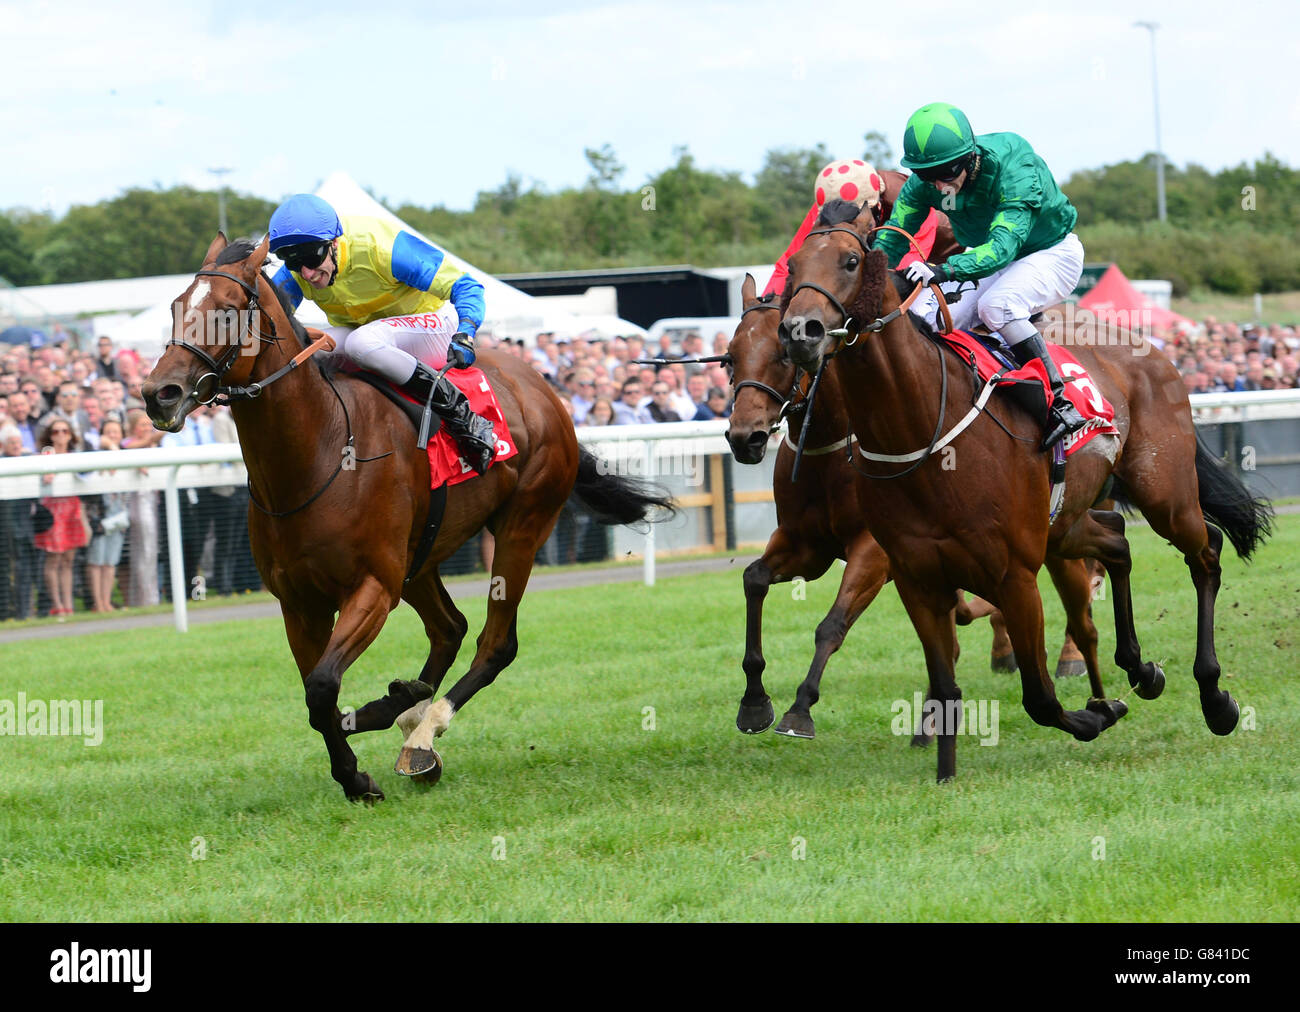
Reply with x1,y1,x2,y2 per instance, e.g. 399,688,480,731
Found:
411,756,444,786
775,711,815,739
990,651,1019,674
347,773,385,804
1087,696,1128,728
1131,662,1166,701
395,746,442,777
389,678,434,707
1204,692,1240,736
1054,658,1087,680
910,732,933,748
736,697,775,734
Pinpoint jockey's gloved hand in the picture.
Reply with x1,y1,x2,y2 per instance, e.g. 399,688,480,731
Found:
903,260,950,286
446,336,476,370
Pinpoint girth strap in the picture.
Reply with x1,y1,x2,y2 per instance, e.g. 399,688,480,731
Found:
405,482,448,584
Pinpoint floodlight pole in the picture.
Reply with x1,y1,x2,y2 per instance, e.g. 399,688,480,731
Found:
209,167,234,235
1134,21,1167,222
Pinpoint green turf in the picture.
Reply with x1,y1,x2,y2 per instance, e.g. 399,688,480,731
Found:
1,516,1297,922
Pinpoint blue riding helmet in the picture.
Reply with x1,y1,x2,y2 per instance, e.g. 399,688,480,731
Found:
268,194,343,252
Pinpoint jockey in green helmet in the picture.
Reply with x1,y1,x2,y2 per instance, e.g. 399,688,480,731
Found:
874,102,1088,450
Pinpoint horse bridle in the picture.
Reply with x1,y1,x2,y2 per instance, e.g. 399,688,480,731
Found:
731,298,812,425
783,223,955,480
168,269,278,405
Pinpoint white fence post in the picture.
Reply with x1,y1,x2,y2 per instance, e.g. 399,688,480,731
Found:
643,439,656,587
164,466,188,633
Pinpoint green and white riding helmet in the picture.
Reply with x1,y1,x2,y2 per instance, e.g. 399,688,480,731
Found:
900,102,977,172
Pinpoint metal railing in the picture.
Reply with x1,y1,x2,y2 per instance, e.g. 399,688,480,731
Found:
2,390,1298,631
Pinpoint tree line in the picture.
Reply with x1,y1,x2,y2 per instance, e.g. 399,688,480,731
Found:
3,144,1297,297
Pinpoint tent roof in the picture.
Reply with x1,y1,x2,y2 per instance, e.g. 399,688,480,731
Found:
1077,263,1191,332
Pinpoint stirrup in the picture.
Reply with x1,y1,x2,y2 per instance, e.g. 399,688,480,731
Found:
1042,402,1086,451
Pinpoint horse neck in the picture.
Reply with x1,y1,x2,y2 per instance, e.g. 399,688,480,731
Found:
836,280,951,454
229,275,345,499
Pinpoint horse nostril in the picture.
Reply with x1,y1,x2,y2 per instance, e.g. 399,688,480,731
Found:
154,384,183,407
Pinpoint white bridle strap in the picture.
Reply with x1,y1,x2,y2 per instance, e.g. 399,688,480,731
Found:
856,373,1002,463
782,432,858,456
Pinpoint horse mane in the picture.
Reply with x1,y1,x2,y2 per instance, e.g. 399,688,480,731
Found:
816,198,864,227
848,248,890,327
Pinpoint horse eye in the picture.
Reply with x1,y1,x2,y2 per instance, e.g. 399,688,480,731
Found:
846,257,859,271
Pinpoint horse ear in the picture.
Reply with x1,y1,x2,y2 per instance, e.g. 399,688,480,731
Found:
247,235,271,273
203,232,228,266
742,273,756,304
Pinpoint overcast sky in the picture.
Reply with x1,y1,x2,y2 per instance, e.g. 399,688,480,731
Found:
3,0,1297,217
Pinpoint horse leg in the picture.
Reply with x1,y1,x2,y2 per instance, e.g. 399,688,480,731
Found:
892,575,962,781
739,527,827,734
1117,484,1238,734
395,512,551,776
1046,556,1101,691
346,571,469,741
999,566,1126,743
291,576,398,802
985,605,1018,673
776,534,889,739
1186,524,1237,733
1059,509,1165,700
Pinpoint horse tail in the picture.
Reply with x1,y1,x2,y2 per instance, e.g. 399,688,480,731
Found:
1193,434,1274,560
573,447,677,527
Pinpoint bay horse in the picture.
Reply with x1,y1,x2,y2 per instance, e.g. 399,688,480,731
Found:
725,273,1102,742
143,234,672,802
778,206,1272,780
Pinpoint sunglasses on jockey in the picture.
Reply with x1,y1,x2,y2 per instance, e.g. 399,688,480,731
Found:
914,157,969,184
279,240,334,273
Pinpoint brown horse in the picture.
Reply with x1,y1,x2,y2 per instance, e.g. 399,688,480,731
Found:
778,207,1272,780
143,234,672,802
725,273,1102,741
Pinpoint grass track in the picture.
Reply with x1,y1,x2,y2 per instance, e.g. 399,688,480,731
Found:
1,517,1297,922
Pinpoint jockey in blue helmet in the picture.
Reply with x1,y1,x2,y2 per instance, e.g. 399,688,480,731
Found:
268,193,496,474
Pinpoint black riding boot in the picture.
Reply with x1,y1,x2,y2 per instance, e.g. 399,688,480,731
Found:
1008,332,1088,450
401,363,497,475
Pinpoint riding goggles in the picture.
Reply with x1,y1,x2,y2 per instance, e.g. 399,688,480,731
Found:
279,241,333,272
914,158,968,184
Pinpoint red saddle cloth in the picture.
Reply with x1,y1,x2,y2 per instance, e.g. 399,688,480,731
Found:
391,367,519,488
941,330,1120,455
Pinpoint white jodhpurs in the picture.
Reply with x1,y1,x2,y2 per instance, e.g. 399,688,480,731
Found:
325,303,461,384
910,232,1084,337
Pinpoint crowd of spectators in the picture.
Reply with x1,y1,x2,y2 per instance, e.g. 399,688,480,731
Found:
1,313,1295,620
1153,319,1300,393
477,329,735,426
0,334,259,621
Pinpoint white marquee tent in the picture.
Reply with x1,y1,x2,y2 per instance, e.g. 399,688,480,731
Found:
107,172,644,353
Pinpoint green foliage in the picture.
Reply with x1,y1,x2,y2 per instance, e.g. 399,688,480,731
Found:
0,214,40,286
3,150,1298,295
863,130,894,170
6,187,277,285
